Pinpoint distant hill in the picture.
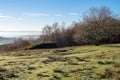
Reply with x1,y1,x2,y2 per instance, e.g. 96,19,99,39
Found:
20,35,40,40
0,36,17,45
0,35,40,45
0,37,7,40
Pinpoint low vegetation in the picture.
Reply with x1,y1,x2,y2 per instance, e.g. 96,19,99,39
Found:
0,44,120,80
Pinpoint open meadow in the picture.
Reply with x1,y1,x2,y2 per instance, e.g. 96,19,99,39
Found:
0,44,120,80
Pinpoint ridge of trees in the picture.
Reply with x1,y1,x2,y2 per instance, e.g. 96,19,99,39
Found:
37,6,120,46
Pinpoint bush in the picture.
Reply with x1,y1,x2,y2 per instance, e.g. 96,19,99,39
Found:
28,43,58,49
0,39,31,51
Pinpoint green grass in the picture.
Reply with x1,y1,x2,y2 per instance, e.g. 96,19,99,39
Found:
0,44,120,80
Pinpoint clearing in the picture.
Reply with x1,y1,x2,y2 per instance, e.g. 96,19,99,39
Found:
0,44,120,80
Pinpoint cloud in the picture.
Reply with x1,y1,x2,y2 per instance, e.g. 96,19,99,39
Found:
27,13,64,17
0,15,12,18
54,14,63,17
24,12,81,17
68,12,80,16
25,13,49,16
16,17,24,20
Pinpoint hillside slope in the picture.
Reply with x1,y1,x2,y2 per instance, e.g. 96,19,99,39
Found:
0,44,120,80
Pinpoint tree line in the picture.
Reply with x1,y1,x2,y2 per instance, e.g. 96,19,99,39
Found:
37,6,120,46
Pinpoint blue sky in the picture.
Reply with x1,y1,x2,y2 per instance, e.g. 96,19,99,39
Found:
0,0,120,31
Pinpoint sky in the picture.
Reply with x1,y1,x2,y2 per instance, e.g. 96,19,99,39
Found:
0,0,120,31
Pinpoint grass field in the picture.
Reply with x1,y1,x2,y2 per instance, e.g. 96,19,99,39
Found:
0,44,120,80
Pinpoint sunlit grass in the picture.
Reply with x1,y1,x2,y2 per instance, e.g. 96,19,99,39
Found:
0,44,120,80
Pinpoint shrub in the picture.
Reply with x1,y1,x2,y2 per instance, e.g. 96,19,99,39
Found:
28,42,58,49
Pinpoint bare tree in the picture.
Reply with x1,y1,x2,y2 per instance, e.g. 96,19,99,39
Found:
83,6,114,45
42,25,52,42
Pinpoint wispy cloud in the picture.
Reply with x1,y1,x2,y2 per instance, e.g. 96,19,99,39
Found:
16,17,24,20
24,12,81,17
68,12,80,16
25,13,49,16
54,14,63,17
0,15,12,18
